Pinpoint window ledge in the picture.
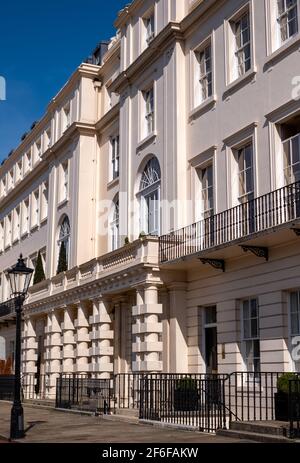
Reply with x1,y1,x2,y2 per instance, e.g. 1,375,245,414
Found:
223,68,257,99
21,231,29,239
136,131,157,153
40,217,48,226
264,35,300,68
57,198,68,209
107,177,119,190
189,95,217,121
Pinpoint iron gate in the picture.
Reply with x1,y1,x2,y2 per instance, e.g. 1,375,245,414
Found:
56,374,111,414
139,375,227,433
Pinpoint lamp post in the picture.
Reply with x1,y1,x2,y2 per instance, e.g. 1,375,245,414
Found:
6,254,33,440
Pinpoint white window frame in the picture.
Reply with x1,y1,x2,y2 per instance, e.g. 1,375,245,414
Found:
110,135,120,181
142,86,155,139
21,198,30,236
277,0,299,44
225,3,255,85
59,161,69,203
199,164,214,219
31,189,39,229
110,197,120,251
288,291,300,372
138,157,161,236
237,143,254,201
283,132,300,184
0,220,4,252
241,298,260,377
41,181,49,222
192,36,214,109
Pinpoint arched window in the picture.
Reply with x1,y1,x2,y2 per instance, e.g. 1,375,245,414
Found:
57,216,70,272
110,196,119,251
138,157,161,236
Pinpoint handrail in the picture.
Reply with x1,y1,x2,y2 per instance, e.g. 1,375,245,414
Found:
159,180,300,263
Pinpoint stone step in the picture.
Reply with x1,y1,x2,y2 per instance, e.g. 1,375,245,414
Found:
230,420,289,437
103,413,139,424
114,408,139,418
217,428,293,443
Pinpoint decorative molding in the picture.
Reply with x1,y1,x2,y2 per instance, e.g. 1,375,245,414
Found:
240,245,269,261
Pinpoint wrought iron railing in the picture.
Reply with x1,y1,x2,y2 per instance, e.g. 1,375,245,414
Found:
159,181,300,263
0,298,17,319
289,378,300,438
55,374,111,414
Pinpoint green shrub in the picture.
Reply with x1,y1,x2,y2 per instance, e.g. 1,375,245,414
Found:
33,250,46,285
57,241,68,274
277,373,299,394
175,377,198,391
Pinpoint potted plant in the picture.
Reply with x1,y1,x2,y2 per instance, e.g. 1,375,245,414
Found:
173,377,199,412
275,372,300,421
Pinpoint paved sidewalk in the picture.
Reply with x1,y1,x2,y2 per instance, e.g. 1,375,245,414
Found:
0,402,252,443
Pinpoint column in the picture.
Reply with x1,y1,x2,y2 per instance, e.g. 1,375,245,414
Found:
168,283,188,373
132,285,163,372
22,317,37,375
62,306,76,374
75,302,90,374
89,299,114,378
49,310,62,398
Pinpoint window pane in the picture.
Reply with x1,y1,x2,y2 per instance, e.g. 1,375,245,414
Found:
291,313,300,335
250,299,257,318
291,291,298,312
251,318,258,338
244,319,250,339
292,136,300,164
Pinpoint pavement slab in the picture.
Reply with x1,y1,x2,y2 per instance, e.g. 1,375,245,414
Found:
0,401,254,443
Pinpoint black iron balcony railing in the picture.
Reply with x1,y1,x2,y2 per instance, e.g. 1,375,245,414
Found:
0,298,17,319
159,181,300,263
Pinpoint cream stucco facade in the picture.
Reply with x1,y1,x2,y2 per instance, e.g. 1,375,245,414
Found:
1,0,300,399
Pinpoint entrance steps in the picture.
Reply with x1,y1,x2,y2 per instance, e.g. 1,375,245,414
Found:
217,421,294,443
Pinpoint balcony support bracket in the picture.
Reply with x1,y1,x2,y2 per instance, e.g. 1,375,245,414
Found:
241,245,269,261
292,228,300,237
199,258,225,272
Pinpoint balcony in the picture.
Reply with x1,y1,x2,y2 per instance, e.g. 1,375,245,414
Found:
159,181,300,264
0,298,17,323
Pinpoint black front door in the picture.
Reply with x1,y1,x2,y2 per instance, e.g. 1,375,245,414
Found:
205,326,218,374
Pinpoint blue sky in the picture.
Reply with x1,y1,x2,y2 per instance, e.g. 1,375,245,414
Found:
0,0,127,162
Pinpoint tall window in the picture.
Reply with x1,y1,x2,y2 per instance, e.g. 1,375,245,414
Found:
5,214,12,248
59,162,68,202
233,12,251,78
196,44,212,104
145,12,155,45
110,196,119,251
31,190,39,228
143,87,154,137
242,298,260,375
12,207,20,242
41,182,49,221
238,144,254,199
111,136,120,180
0,220,4,252
201,165,214,218
58,216,70,269
21,198,29,235
289,291,300,371
283,132,300,184
138,157,161,236
63,103,70,131
277,0,298,44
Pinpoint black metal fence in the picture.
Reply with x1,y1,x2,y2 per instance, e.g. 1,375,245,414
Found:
139,374,227,433
159,181,300,263
56,374,111,414
289,379,300,438
225,372,282,423
0,375,14,400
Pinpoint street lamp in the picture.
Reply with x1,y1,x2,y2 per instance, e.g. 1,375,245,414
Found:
6,254,34,439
